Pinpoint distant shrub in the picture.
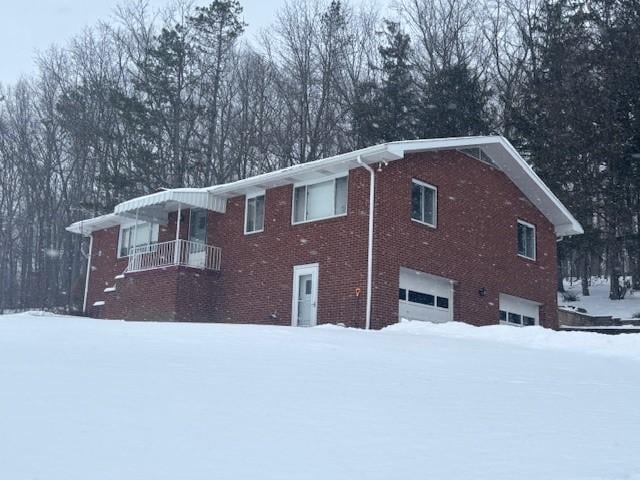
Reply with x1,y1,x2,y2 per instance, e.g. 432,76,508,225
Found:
632,312,640,319
561,291,579,302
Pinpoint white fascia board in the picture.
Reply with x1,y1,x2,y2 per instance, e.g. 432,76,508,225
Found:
66,214,123,236
206,144,393,198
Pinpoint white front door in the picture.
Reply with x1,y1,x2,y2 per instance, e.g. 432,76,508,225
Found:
292,264,319,327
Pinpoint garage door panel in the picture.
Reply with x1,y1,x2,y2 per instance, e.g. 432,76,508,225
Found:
399,268,453,323
499,293,540,326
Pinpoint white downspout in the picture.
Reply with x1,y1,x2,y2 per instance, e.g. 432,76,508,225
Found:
174,204,182,264
82,233,93,313
357,155,375,330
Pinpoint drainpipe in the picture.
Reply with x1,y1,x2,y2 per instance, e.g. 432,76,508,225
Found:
82,233,94,313
174,204,182,264
357,155,375,330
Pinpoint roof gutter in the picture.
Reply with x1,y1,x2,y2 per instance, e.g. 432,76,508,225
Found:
357,155,375,330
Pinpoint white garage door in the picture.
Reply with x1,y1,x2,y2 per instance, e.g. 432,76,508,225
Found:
499,293,540,326
399,268,453,323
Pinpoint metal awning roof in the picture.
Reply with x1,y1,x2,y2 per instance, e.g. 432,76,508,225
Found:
113,188,226,220
66,214,123,236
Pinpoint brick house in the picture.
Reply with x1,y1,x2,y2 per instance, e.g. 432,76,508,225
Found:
67,136,583,329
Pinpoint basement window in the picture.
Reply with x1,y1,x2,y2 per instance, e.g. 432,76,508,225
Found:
411,179,437,227
517,220,536,260
293,176,348,224
245,194,265,234
118,222,159,258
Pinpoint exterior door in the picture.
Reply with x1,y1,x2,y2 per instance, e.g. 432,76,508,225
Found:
188,209,208,267
292,264,319,327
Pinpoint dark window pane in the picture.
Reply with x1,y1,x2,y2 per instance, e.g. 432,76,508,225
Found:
523,316,535,326
508,312,522,325
246,199,255,232
411,182,422,221
294,186,306,222
499,310,507,321
408,290,435,306
335,176,348,215
423,186,435,225
436,296,449,309
399,288,407,300
256,196,265,231
517,223,526,256
526,226,535,258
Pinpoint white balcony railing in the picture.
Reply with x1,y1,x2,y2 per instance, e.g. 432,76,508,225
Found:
126,239,222,273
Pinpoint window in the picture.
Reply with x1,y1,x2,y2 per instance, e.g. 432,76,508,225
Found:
245,194,265,234
411,179,437,227
499,310,507,322
523,316,535,326
508,312,522,326
293,176,348,224
436,296,449,309
517,220,536,260
118,222,159,258
408,290,435,306
399,288,407,301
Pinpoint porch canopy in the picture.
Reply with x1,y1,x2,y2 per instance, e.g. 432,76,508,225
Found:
66,188,227,236
113,188,226,224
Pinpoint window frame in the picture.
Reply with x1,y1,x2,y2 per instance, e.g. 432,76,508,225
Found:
411,179,438,228
517,219,537,261
291,174,348,225
117,221,159,258
244,192,266,235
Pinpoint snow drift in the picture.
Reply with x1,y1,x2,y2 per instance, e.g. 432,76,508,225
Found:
1,312,639,480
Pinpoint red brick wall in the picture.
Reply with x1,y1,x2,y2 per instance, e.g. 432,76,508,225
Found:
85,211,215,321
370,150,558,329
85,149,558,329
208,169,370,327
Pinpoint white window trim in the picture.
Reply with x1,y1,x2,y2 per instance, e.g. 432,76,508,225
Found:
291,174,348,225
244,191,265,235
411,179,438,228
517,219,537,261
116,221,159,258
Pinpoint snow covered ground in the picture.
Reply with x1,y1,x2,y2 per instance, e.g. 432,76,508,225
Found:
2,312,640,480
560,277,640,319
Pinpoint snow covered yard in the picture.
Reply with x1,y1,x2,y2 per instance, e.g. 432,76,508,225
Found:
1,313,640,480
560,277,640,319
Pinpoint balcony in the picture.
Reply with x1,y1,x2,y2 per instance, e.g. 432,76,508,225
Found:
126,239,222,273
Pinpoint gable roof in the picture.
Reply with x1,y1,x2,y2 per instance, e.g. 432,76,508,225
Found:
67,136,583,237
205,136,582,236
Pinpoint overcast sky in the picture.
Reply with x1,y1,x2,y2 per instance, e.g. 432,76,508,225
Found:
0,0,291,86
